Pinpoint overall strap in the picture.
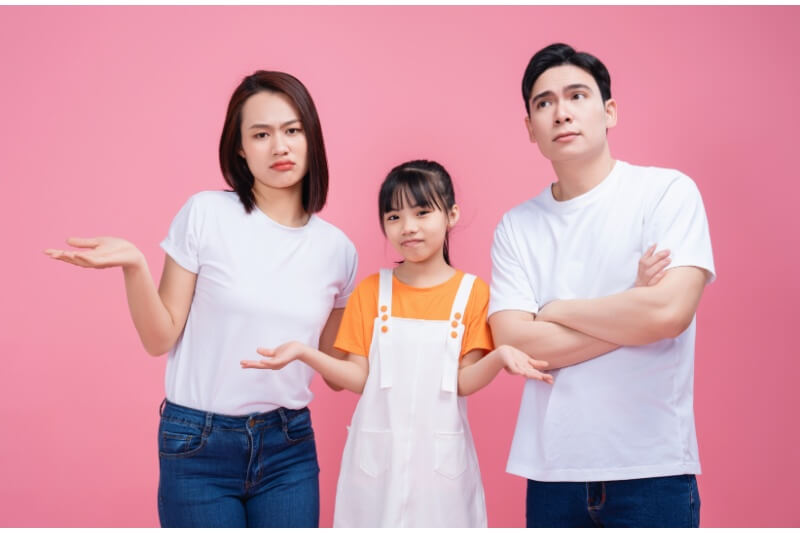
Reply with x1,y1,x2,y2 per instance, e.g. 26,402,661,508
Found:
377,269,393,389
441,273,476,393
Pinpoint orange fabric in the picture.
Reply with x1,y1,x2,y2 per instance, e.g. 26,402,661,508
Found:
334,270,494,359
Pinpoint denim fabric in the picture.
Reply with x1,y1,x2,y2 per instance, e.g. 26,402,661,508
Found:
157,400,320,527
526,474,700,527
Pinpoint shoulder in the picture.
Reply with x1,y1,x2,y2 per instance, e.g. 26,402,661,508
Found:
462,273,490,302
179,190,242,216
619,161,699,197
309,215,357,252
496,187,551,233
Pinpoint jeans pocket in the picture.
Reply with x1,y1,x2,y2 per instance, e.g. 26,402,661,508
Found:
158,418,206,458
357,429,392,478
283,408,315,443
434,431,467,479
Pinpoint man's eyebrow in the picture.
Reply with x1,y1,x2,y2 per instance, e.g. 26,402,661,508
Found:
247,119,301,129
531,84,594,104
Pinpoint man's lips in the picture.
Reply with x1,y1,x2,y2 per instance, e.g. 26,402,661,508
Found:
270,161,295,170
553,132,580,142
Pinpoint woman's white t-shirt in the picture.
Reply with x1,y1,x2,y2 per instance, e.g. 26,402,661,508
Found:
160,191,358,416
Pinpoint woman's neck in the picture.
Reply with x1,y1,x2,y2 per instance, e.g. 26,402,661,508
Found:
252,183,308,227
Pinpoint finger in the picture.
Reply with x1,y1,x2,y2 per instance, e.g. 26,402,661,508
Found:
648,270,667,286
256,347,275,357
240,360,267,368
529,358,549,369
644,244,656,258
66,237,101,249
524,366,554,384
646,257,671,278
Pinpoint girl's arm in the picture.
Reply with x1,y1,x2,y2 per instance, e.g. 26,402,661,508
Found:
457,345,553,396
241,341,369,394
45,236,196,356
317,308,349,391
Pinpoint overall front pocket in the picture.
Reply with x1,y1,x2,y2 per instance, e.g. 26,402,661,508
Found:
434,431,468,479
357,429,392,478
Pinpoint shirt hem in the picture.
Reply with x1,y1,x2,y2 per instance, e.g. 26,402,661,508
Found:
506,460,701,482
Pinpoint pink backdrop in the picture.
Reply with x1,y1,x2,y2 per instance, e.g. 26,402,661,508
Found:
1,5,798,527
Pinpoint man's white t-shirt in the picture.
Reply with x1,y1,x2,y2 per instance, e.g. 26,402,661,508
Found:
489,160,715,482
161,191,358,416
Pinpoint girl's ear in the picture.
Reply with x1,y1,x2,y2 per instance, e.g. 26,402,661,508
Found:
447,204,461,228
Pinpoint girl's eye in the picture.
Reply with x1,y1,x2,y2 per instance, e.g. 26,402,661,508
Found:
417,209,431,216
385,214,398,222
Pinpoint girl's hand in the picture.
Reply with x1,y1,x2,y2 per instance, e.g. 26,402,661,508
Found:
44,237,145,270
241,341,308,370
495,345,554,384
636,244,671,287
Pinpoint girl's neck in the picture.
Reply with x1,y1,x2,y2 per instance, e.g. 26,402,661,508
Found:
252,183,309,227
393,257,456,288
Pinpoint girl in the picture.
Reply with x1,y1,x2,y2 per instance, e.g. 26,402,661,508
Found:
45,71,357,527
241,160,553,527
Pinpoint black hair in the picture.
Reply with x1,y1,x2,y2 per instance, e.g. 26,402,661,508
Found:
219,70,328,214
378,160,456,266
522,43,612,114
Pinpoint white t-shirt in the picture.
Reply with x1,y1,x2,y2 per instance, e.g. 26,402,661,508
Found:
160,191,358,416
489,160,715,482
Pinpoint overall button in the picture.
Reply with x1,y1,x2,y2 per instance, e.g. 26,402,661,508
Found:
451,320,459,328
451,331,458,338
382,314,388,321
381,325,388,333
380,305,388,312
454,312,462,320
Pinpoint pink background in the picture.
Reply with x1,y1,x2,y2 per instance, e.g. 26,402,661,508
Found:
1,5,798,527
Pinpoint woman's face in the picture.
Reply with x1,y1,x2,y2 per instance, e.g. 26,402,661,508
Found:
238,91,308,196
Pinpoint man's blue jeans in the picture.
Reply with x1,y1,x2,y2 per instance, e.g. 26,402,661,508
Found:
526,474,701,527
157,400,320,527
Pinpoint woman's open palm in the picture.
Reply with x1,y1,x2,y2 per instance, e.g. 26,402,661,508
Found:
45,237,144,269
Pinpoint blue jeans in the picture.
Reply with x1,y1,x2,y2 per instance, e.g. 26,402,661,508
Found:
157,400,320,527
526,474,700,527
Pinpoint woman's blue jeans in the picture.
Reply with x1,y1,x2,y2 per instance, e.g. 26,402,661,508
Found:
157,400,320,527
526,474,701,527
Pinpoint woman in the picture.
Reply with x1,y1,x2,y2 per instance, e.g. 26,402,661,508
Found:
45,71,357,527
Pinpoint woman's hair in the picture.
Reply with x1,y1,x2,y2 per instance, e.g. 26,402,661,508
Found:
219,70,329,214
378,160,456,266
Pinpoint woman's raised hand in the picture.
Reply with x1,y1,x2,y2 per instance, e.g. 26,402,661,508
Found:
241,341,309,371
635,244,671,287
44,237,145,270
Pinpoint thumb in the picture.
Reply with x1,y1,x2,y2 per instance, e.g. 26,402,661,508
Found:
67,237,100,249
256,347,276,357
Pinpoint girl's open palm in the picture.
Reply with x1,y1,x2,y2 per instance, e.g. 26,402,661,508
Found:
45,237,144,270
496,345,554,384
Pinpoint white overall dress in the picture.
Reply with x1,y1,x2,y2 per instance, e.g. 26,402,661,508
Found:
333,269,488,527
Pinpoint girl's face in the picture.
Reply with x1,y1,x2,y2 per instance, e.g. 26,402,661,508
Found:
382,195,459,265
238,91,308,197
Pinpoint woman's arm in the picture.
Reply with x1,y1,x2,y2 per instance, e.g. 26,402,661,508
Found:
45,236,196,355
457,345,553,396
241,341,369,394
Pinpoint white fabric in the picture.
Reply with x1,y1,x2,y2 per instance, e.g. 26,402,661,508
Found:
489,160,715,482
334,269,487,527
160,191,357,416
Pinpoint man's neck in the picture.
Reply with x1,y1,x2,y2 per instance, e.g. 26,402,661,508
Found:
550,146,616,202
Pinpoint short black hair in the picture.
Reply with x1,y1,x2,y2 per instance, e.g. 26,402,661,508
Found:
219,71,328,214
522,43,612,114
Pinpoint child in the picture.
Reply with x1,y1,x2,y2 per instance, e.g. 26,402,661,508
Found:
241,160,553,527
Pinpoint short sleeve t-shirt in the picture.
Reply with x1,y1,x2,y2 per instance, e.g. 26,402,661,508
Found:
161,191,358,416
335,270,494,359
490,160,715,482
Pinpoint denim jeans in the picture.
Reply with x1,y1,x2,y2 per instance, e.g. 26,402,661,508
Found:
157,400,320,527
526,474,700,527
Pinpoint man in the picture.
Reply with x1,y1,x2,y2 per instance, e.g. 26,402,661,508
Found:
489,43,715,527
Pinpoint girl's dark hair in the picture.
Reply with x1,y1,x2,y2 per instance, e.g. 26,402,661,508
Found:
378,160,456,266
522,43,612,114
219,70,328,214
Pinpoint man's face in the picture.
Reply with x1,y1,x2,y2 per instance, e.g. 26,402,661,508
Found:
524,64,617,163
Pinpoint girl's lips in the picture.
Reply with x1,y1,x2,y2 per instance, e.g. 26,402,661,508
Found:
401,239,424,247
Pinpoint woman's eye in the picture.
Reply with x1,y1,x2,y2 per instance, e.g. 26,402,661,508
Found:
255,132,268,139
287,127,302,135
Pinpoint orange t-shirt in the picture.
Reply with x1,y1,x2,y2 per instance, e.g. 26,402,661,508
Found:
334,270,494,359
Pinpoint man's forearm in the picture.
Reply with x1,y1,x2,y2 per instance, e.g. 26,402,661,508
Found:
491,314,618,370
538,268,707,346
